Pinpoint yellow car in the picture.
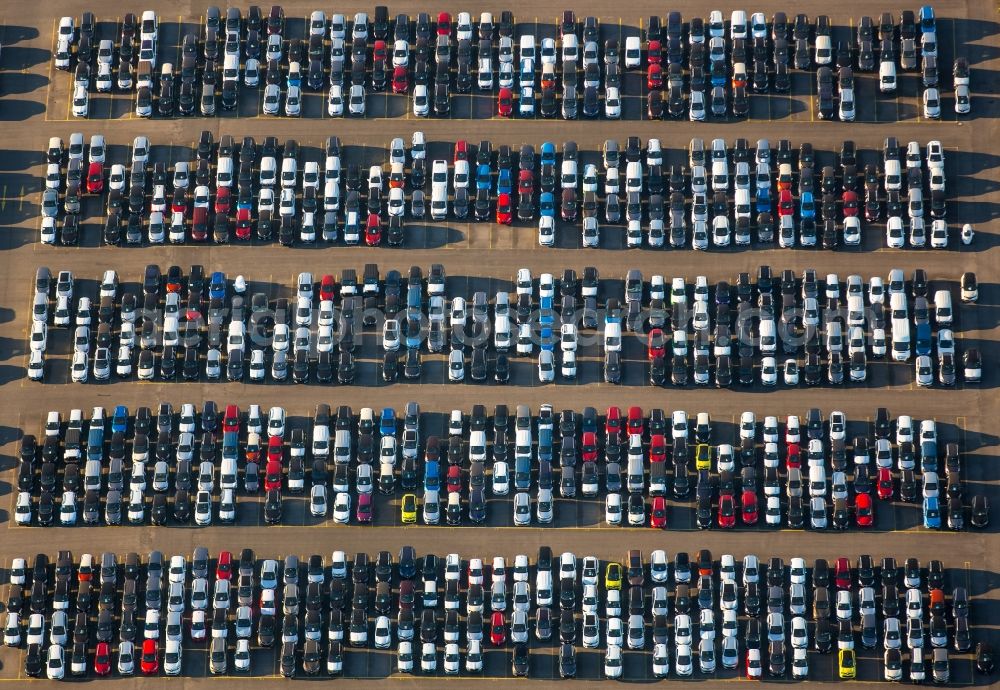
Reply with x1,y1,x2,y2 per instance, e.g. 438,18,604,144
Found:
839,649,857,679
605,562,623,590
401,493,418,523
695,443,712,471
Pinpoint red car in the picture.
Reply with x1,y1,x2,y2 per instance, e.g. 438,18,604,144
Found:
877,468,893,500
718,494,736,528
496,192,512,224
834,557,851,589
490,611,506,646
741,490,759,525
778,189,794,217
364,213,381,245
605,406,622,442
235,208,252,239
94,642,111,675
437,12,451,35
140,639,158,675
191,207,209,241
86,162,104,194
216,551,233,580
855,493,874,527
446,465,462,493
518,170,533,194
540,70,555,90
647,40,662,65
649,434,667,463
392,65,408,93
356,492,373,522
223,404,240,433
215,186,231,214
648,328,667,359
264,460,283,491
627,406,644,437
581,431,597,462
319,274,336,302
498,87,513,117
842,190,859,217
650,496,667,528
267,435,283,462
171,189,188,215
373,40,388,62
647,63,663,89
454,140,469,162
785,443,801,469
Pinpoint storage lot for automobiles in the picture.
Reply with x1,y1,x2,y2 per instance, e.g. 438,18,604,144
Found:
0,0,998,686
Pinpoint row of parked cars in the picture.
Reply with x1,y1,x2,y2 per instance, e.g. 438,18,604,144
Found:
20,401,988,530
39,132,963,251
9,547,992,679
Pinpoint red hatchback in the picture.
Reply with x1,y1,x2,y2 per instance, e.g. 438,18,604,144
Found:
605,407,623,442
834,557,851,589
785,443,801,469
877,468,893,500
320,274,336,301
264,460,283,491
437,12,451,35
648,328,667,359
855,493,874,527
446,465,462,493
365,213,381,245
140,639,158,675
191,207,209,241
267,435,283,462
223,404,240,433
215,187,231,214
392,66,408,93
490,611,506,646
581,431,597,462
373,40,388,62
216,551,233,580
454,140,469,162
647,63,663,89
236,207,252,239
649,434,667,463
496,192,512,224
718,494,736,528
94,642,111,676
647,40,662,65
778,189,794,217
356,492,373,522
650,496,667,528
842,190,859,217
518,169,533,193
498,87,513,117
627,406,644,437
741,490,759,524
86,162,104,194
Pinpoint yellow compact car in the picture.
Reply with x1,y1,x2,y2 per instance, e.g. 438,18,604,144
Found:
839,649,857,679
695,443,712,470
604,562,623,590
401,493,418,523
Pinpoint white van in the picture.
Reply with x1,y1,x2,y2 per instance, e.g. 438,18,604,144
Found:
494,316,511,351
220,458,238,490
847,295,865,328
519,35,536,61
933,290,952,325
625,161,642,193
825,321,843,353
712,160,729,191
892,320,911,361
215,157,234,187
624,36,641,68
223,54,240,83
734,188,751,219
515,429,532,460
333,429,351,464
627,454,644,492
884,160,902,191
312,425,330,458
431,186,448,220
879,60,897,93
469,431,487,462
604,322,622,352
759,319,776,354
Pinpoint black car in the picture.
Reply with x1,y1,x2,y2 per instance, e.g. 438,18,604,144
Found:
977,643,995,675
559,643,576,678
263,489,281,524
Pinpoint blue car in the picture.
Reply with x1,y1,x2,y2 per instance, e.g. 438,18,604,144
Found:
540,327,554,351
497,168,512,196
423,460,440,492
379,408,396,437
111,405,129,434
540,142,556,167
755,187,771,214
919,6,935,32
923,496,941,529
539,192,555,218
476,164,491,191
86,427,104,463
209,271,227,300
915,323,932,356
799,191,815,219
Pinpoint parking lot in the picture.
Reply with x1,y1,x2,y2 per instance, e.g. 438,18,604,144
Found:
0,0,998,687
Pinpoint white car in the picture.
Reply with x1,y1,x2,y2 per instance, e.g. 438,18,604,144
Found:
886,216,905,248
71,85,89,117
839,88,855,121
930,219,948,248
955,84,970,114
327,85,344,116
412,84,429,117
537,350,555,382
689,90,706,121
348,84,366,116
262,84,280,114
605,493,622,525
332,492,351,523
923,88,941,119
605,86,621,118
653,643,670,677
675,644,693,676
